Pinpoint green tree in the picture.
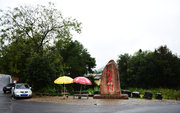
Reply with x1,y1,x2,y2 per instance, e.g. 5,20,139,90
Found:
26,55,56,91
0,3,81,51
152,46,180,88
60,40,96,78
131,50,153,88
117,46,180,89
117,53,131,88
0,37,36,80
0,3,81,79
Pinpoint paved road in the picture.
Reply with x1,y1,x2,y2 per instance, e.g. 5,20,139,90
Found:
0,91,180,113
0,91,12,113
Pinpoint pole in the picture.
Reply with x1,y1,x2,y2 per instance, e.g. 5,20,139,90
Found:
80,84,82,94
64,83,65,95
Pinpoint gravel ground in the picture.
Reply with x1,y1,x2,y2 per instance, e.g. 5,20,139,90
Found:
23,96,180,106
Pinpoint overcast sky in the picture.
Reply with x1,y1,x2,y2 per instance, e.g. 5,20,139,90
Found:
1,0,180,69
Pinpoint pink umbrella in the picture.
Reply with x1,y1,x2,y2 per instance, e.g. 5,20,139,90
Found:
73,77,92,94
73,77,92,85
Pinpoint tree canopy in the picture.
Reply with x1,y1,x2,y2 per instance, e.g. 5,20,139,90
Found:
0,3,81,52
0,3,96,91
117,45,180,89
60,40,96,78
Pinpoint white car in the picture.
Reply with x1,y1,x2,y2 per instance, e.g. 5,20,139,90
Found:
11,83,32,98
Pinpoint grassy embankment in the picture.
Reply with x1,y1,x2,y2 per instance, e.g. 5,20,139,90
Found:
127,88,180,100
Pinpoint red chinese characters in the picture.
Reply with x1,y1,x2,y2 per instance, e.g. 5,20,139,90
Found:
106,69,113,91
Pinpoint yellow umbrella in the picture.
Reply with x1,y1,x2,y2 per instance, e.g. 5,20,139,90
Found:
54,76,73,84
54,76,73,95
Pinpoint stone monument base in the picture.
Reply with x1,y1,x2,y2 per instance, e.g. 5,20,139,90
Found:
93,94,128,99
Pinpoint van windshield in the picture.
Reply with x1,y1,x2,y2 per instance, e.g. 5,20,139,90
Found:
16,84,29,89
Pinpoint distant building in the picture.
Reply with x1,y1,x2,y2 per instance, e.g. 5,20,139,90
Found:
94,74,102,86
85,73,102,86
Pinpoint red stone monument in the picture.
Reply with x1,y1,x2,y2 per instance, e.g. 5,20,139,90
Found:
94,60,128,99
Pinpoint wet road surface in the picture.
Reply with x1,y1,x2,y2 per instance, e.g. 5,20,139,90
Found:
12,102,180,113
0,74,180,113
0,91,12,113
0,91,180,113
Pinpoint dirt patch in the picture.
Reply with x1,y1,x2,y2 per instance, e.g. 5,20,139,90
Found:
22,96,180,106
